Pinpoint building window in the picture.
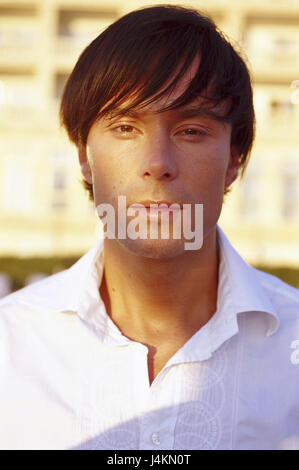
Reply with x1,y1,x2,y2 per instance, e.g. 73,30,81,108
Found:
270,100,295,122
2,155,34,213
239,172,261,220
245,22,299,65
53,169,67,191
51,168,67,211
282,172,298,220
0,72,36,107
0,5,38,50
51,200,67,211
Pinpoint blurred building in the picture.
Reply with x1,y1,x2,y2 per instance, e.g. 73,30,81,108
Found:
0,0,299,265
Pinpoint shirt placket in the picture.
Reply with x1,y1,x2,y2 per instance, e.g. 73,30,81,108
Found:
136,365,182,450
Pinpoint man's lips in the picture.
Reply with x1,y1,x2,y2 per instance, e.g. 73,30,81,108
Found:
129,200,183,210
128,201,183,217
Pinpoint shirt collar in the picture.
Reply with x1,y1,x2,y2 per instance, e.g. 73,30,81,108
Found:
13,225,279,349
216,225,279,336
164,225,279,364
12,236,104,315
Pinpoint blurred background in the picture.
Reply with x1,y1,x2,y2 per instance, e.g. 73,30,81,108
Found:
0,0,299,295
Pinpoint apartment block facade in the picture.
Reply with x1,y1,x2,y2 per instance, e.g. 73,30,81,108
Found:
0,0,299,266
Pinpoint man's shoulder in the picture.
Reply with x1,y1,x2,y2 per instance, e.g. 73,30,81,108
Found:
0,268,70,317
252,265,299,320
218,226,299,326
0,266,84,375
252,266,299,300
0,239,101,326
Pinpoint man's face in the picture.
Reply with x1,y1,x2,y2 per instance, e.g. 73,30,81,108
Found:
79,58,239,259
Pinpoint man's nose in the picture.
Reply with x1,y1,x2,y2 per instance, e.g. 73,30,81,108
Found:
137,132,179,181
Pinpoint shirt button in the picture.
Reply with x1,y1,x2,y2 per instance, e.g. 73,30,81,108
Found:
151,432,160,445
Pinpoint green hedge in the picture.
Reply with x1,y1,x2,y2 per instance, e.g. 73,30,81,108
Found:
0,257,298,293
0,256,79,292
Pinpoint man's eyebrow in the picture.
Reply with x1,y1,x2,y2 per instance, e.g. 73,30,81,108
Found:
175,106,225,121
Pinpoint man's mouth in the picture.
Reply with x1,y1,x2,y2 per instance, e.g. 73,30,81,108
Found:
128,201,183,216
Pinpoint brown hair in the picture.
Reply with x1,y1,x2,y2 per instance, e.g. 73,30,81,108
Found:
60,4,255,201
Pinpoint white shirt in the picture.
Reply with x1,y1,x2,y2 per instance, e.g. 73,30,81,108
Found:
0,225,299,450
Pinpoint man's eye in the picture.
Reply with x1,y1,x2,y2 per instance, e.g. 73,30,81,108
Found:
182,128,206,136
115,125,135,133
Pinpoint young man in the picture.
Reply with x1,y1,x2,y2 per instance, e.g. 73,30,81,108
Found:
0,5,298,451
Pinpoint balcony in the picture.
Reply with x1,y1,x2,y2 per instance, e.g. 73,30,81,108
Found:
243,19,299,79
0,70,50,129
54,7,117,65
0,5,39,66
253,83,299,141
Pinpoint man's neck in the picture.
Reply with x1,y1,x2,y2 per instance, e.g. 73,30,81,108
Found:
99,227,219,383
100,227,219,337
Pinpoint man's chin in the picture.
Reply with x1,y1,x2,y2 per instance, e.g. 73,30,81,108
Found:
118,238,188,260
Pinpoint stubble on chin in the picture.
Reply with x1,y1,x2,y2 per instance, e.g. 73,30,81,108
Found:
117,237,188,260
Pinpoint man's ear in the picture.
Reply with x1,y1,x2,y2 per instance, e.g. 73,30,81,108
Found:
224,146,240,189
78,144,93,185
